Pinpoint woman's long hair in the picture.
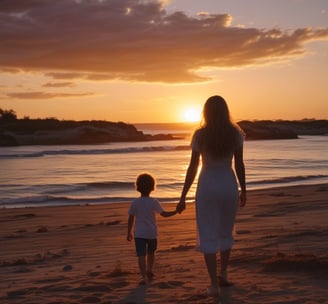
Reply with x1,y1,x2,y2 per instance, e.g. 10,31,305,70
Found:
198,95,243,158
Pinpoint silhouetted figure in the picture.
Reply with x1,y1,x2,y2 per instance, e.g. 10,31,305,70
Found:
177,95,247,297
127,173,177,284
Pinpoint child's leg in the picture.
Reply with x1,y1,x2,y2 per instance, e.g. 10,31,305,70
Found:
134,238,148,282
146,239,157,280
147,252,154,274
138,256,147,281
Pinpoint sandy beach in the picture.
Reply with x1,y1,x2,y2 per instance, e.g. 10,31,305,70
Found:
1,183,327,304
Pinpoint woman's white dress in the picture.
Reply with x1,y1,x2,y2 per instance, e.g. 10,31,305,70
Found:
191,130,243,253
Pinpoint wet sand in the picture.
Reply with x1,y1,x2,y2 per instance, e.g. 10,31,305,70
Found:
1,183,327,303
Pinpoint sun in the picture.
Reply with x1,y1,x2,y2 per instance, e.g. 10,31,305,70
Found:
182,107,201,122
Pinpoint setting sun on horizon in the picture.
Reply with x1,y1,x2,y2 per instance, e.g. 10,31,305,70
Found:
0,1,327,123
182,107,202,123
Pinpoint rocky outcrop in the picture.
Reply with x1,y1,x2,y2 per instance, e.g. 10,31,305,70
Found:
238,120,328,140
239,121,298,140
0,119,177,146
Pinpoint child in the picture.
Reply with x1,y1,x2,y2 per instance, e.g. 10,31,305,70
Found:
127,172,177,284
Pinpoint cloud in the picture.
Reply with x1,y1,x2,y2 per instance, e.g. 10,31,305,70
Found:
42,82,75,88
6,91,95,99
1,0,327,83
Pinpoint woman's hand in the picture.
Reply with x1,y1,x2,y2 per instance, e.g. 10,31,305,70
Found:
176,198,186,214
239,190,247,207
127,233,133,241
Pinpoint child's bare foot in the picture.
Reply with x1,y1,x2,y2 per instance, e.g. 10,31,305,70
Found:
139,277,147,285
218,275,233,287
206,285,219,297
147,271,154,282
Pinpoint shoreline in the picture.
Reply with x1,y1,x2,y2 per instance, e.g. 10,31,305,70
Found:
1,183,327,303
0,181,328,210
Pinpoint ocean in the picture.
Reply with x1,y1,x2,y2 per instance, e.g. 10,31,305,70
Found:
1,123,327,208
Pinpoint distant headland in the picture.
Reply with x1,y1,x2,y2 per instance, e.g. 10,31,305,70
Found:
238,119,328,140
0,109,327,146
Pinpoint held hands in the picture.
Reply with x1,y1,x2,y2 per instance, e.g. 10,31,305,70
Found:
176,198,186,214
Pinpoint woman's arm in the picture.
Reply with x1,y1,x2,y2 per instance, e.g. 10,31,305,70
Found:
160,210,178,217
177,150,200,213
234,145,247,207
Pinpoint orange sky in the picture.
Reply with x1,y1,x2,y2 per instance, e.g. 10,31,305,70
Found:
0,0,327,123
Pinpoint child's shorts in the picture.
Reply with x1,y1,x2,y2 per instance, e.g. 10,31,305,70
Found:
134,238,157,257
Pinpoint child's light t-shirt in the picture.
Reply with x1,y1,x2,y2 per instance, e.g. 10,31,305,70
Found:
128,196,164,239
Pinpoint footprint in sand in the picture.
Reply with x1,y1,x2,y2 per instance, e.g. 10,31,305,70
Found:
155,281,184,289
63,265,73,271
109,281,130,288
181,293,209,302
87,271,101,277
75,284,112,293
36,226,48,233
81,296,101,303
7,288,30,298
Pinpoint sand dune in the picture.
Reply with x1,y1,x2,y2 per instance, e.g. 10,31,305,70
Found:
1,184,327,303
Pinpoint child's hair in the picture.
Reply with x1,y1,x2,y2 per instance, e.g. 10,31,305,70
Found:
136,173,155,195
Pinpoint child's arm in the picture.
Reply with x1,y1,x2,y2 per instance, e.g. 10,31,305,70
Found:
127,214,134,241
160,210,178,217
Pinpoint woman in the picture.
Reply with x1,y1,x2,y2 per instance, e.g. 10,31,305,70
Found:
177,95,246,297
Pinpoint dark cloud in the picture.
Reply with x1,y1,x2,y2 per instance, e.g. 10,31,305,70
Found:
6,91,95,99
1,0,327,83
